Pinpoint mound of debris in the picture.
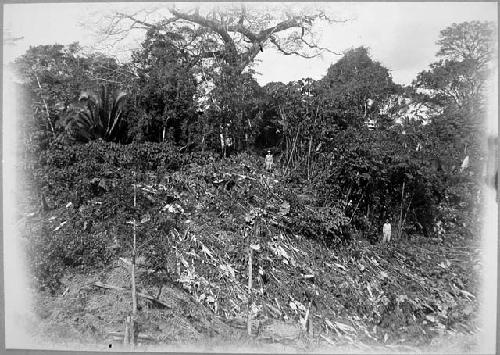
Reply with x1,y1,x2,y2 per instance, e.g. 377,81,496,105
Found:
23,151,481,350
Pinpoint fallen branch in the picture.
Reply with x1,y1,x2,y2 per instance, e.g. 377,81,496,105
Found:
265,303,282,317
235,173,257,181
320,334,336,345
93,281,171,308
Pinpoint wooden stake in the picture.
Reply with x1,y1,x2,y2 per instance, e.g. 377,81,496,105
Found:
132,172,138,316
123,316,138,347
125,171,138,347
303,300,312,332
247,230,253,336
123,316,130,345
306,300,314,337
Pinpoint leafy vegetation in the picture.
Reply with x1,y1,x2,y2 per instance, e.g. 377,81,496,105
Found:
12,16,495,349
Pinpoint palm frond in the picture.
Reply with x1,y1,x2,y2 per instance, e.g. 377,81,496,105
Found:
65,85,128,143
107,90,128,138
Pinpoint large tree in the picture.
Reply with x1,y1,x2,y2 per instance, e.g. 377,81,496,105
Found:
130,28,198,143
414,21,496,111
100,4,342,75
412,21,496,230
95,4,345,150
320,47,400,128
436,21,496,68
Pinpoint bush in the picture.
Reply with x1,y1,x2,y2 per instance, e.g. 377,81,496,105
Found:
26,139,191,293
294,205,350,244
27,220,115,293
33,140,186,208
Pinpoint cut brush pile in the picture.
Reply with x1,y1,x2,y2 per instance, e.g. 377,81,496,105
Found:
19,142,481,350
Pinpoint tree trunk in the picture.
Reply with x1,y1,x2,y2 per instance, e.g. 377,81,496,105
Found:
397,181,406,239
132,174,138,316
307,136,313,181
400,195,413,241
34,74,55,137
287,126,301,170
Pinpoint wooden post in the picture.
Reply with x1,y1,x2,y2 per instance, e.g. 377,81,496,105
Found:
123,315,131,345
247,232,253,336
308,316,314,337
124,172,139,347
123,315,138,346
247,220,260,336
132,173,138,316
307,300,314,337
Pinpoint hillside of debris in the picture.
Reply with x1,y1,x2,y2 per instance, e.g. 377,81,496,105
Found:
15,140,483,352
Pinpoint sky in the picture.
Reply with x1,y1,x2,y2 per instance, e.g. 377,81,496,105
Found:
3,2,497,86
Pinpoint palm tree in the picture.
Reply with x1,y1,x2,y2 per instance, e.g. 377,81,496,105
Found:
65,85,127,143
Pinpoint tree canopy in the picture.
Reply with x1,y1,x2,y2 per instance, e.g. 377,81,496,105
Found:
12,19,494,245
321,47,401,128
414,21,496,112
101,4,342,75
436,21,497,67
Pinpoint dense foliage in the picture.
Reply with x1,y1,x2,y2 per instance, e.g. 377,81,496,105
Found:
13,20,493,300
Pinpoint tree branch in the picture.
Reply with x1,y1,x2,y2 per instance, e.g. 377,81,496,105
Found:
99,7,343,73
269,37,317,58
299,37,341,55
170,8,238,60
115,12,160,30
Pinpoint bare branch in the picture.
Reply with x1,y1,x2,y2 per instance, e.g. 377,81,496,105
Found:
239,3,246,25
269,36,318,59
92,5,345,72
299,37,341,56
115,12,159,30
170,8,238,57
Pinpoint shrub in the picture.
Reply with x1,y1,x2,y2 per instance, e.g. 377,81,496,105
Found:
27,220,115,293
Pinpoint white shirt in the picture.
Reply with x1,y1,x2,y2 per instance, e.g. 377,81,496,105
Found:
383,222,391,235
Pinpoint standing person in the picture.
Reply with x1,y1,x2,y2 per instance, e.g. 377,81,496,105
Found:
383,219,392,243
225,136,233,157
265,150,273,172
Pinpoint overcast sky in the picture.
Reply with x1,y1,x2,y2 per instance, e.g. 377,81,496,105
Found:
3,2,498,86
